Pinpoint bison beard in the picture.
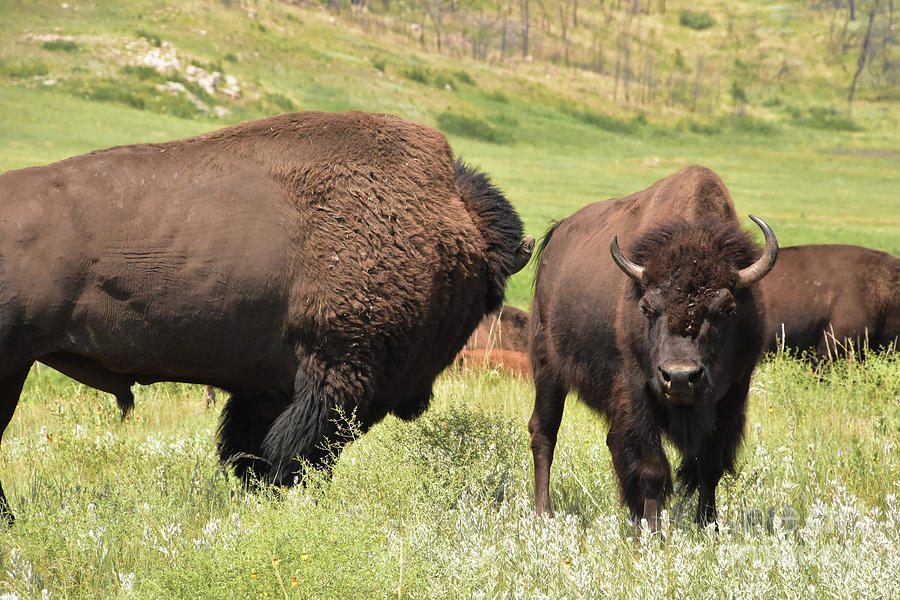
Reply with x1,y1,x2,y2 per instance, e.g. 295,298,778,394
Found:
0,111,533,523
529,165,776,530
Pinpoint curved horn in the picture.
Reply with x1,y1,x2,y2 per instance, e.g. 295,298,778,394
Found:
736,214,778,289
610,235,645,283
509,235,535,274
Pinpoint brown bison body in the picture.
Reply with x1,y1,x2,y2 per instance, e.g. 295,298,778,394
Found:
457,305,531,375
529,166,777,527
0,111,532,523
760,244,899,359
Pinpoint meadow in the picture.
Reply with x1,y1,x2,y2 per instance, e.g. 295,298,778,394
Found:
1,0,899,597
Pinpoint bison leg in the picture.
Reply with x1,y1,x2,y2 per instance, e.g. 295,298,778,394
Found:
528,373,566,516
607,412,672,530
682,380,749,526
218,389,290,486
0,364,32,526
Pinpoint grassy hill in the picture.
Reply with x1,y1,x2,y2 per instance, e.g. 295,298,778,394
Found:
2,0,898,307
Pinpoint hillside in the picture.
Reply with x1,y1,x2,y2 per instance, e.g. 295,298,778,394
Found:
1,0,898,307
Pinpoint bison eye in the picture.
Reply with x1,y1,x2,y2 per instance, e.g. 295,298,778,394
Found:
639,298,656,317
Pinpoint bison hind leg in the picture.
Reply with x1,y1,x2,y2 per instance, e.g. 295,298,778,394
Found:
218,388,290,487
391,390,433,422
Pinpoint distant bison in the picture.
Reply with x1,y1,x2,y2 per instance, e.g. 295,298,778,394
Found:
759,244,899,359
530,166,777,528
457,305,531,376
0,111,533,523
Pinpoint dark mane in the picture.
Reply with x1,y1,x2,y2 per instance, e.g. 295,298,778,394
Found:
629,218,761,293
453,158,524,312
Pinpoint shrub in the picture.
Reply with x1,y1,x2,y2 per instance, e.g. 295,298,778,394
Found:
370,56,386,72
191,59,223,73
402,66,430,84
0,60,49,78
265,92,296,112
679,11,716,31
563,105,637,135
224,53,238,63
794,106,862,131
436,112,513,144
121,65,167,83
433,74,454,90
485,90,509,104
453,70,475,86
686,120,722,135
136,29,162,47
42,40,79,53
732,115,779,135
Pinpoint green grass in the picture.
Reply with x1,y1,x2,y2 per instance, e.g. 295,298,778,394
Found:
1,353,899,598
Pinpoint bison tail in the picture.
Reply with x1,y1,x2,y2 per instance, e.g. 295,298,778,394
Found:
260,366,341,486
453,158,525,312
532,220,563,291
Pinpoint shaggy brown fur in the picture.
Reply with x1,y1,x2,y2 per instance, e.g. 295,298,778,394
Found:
759,244,899,359
0,111,531,523
529,165,776,527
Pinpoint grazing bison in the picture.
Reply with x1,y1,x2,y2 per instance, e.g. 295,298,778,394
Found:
0,111,533,523
457,305,531,376
759,245,899,359
529,165,777,528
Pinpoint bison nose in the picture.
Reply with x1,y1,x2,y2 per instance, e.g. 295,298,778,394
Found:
658,364,704,397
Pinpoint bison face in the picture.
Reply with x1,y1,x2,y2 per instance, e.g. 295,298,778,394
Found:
611,214,778,408
639,287,741,407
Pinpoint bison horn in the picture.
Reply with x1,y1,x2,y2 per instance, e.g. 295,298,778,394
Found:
510,235,535,274
610,235,645,283
736,215,778,289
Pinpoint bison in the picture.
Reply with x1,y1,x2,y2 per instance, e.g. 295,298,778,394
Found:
456,305,531,376
759,244,899,359
0,111,534,524
529,165,777,529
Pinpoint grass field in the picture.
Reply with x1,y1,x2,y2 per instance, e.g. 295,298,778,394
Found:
1,0,899,598
1,354,899,598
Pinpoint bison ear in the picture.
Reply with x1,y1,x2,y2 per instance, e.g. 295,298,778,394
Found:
710,288,736,316
509,235,535,274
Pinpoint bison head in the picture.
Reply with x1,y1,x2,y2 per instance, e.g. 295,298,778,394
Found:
610,216,777,408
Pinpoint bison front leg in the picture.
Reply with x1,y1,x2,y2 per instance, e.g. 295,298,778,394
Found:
689,379,750,526
607,414,672,532
0,364,32,526
528,373,566,516
218,388,290,486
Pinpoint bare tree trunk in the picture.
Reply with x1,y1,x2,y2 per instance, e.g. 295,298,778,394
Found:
691,54,705,112
850,0,856,20
521,0,530,57
559,2,569,67
848,3,879,114
501,9,509,59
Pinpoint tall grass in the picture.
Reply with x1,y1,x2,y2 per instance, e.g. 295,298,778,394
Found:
0,352,898,598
